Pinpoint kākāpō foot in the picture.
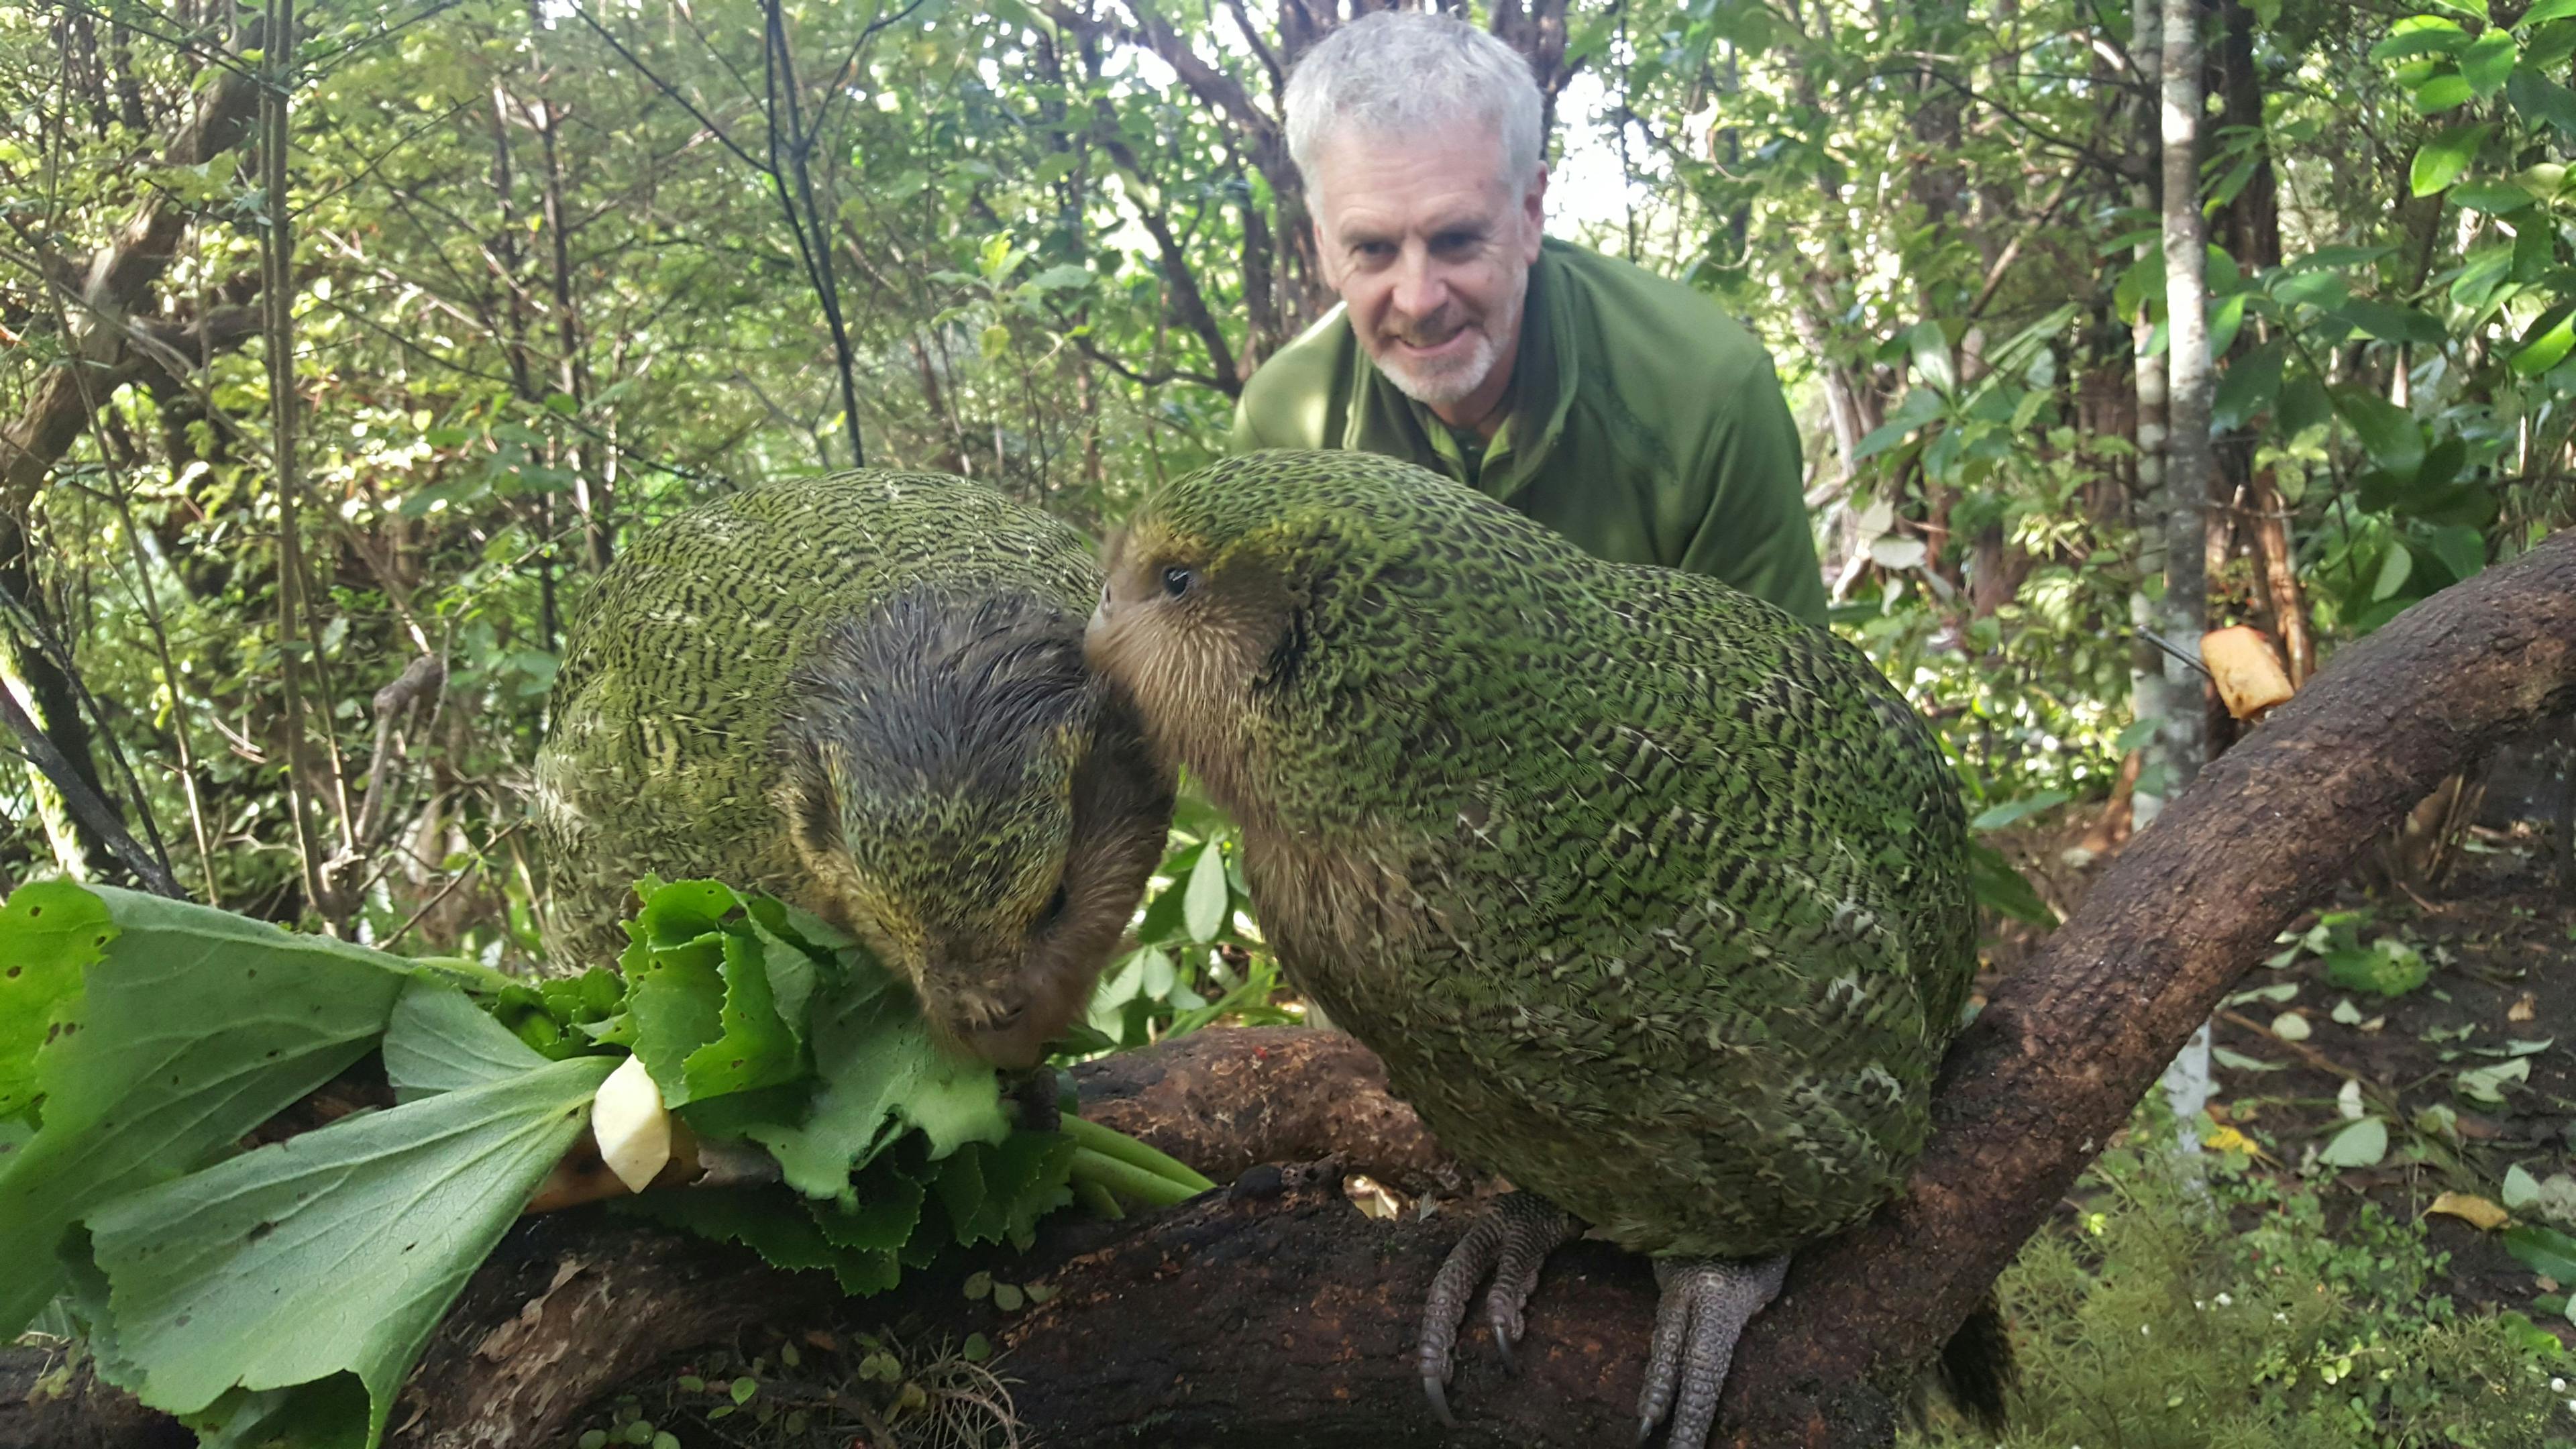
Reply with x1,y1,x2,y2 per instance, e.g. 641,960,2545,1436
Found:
1636,1254,1791,1448
1416,1190,1580,1426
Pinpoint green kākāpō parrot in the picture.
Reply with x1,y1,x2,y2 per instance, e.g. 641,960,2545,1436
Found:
535,470,1174,1069
1084,450,2008,1445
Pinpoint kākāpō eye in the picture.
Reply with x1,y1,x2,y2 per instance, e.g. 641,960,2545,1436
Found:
1161,565,1195,598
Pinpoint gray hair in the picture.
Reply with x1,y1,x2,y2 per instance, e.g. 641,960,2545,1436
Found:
1283,11,1544,197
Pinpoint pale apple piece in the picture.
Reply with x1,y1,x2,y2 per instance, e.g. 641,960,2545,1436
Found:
2202,625,2296,720
592,1052,672,1194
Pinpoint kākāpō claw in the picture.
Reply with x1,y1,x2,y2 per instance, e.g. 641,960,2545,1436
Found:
1415,1191,1580,1423
1635,1254,1790,1448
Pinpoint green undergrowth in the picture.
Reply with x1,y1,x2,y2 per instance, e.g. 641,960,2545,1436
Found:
1909,1128,2571,1449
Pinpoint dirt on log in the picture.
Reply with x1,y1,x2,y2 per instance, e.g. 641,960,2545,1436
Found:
6,531,2570,1449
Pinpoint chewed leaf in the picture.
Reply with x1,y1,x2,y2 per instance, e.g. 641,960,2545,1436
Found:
0,881,115,1122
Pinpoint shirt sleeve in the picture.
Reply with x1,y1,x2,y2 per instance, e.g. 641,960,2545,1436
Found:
1675,356,1830,628
1228,392,1271,453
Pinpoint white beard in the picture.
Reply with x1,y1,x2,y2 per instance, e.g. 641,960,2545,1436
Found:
1372,283,1523,410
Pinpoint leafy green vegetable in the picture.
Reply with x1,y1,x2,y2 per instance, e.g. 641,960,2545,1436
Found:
85,991,612,1444
0,877,1210,1449
0,880,111,1122
2321,938,2431,997
0,885,410,1338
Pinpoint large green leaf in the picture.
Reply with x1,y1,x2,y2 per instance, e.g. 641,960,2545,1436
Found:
0,881,111,1121
1968,842,2059,928
2331,388,2426,478
2212,339,2286,430
2410,121,2492,194
2372,14,2468,60
0,885,409,1337
383,975,563,1099
83,1042,614,1445
2508,64,2576,134
2460,32,2516,95
1183,839,1230,943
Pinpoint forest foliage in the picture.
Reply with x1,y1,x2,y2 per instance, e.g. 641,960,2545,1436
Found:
0,0,2568,974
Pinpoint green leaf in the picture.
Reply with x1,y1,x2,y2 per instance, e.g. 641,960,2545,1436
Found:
84,1051,614,1441
2207,291,2249,358
2524,0,2576,23
2451,243,2519,309
1969,790,2072,832
2414,70,2475,111
2504,1222,2576,1281
2373,15,2469,59
2424,524,2489,582
2318,1117,2390,1167
2461,32,2517,94
0,881,113,1122
2507,1163,2546,1208
2271,269,2350,311
2508,64,2576,134
2212,340,2286,430
2332,388,2426,478
2411,121,2493,194
1024,263,1091,292
2451,178,2539,212
680,930,804,1102
748,969,1005,1203
0,887,408,1338
618,1187,899,1295
1183,841,1230,943
1968,842,2058,928
382,977,552,1100
2511,303,2576,373
2459,1056,2532,1102
2277,374,2332,437
1902,321,1957,394
2322,939,2430,995
2371,540,2417,600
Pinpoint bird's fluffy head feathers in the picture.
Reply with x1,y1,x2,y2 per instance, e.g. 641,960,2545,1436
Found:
780,586,1170,1067
1085,449,1577,830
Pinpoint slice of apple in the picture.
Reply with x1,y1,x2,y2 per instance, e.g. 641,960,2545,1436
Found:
2202,625,2296,720
592,1053,672,1194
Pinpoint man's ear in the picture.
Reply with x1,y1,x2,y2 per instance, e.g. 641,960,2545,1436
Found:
1521,166,1548,261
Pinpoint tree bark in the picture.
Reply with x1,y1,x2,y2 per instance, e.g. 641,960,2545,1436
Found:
9,536,2573,1449
2157,0,2214,799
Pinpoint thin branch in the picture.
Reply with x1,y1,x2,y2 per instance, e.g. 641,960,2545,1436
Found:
0,680,181,897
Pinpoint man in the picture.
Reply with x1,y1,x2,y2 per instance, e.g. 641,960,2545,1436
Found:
1234,10,1829,625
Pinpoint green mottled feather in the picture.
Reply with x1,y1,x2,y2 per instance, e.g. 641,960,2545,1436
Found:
1120,451,1974,1258
535,472,1103,969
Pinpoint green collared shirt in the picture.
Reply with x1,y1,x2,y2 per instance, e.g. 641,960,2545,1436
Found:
1230,238,1829,627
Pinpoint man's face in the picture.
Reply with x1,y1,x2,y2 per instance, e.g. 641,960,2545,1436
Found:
1308,126,1546,416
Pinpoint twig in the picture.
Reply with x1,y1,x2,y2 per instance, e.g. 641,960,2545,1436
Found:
0,681,182,897
382,820,521,949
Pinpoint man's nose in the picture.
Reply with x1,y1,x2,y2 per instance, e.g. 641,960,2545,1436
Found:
1389,246,1446,321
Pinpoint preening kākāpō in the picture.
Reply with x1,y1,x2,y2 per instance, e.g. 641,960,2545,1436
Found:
1086,449,2006,1446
